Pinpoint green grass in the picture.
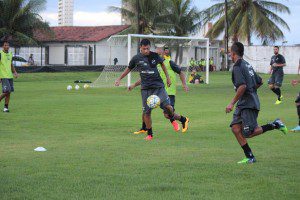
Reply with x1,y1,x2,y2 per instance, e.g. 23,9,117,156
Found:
0,72,299,200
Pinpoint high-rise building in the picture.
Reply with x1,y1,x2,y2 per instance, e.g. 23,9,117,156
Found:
58,0,74,26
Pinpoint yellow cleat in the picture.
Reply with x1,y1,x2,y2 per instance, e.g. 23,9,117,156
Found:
182,117,189,133
133,129,147,135
275,99,282,105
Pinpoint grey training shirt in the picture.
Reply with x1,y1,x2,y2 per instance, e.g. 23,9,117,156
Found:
128,51,164,90
232,59,262,110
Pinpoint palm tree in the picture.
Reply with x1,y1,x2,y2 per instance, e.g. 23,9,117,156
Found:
0,0,51,46
157,0,202,62
109,0,164,34
201,0,290,45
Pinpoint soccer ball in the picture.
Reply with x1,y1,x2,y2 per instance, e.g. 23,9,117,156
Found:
75,85,80,90
147,95,160,109
67,85,72,90
83,84,90,89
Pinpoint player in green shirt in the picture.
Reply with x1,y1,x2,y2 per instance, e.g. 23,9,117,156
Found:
0,41,19,112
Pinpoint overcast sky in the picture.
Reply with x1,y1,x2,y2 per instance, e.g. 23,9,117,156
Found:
40,0,300,45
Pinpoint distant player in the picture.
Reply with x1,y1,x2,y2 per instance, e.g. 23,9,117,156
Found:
290,59,300,132
0,41,19,112
115,39,189,140
226,42,288,164
268,46,286,105
131,47,189,134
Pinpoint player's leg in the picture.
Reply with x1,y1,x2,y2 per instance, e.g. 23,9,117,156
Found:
291,93,300,132
1,79,13,112
230,108,256,164
133,113,148,134
141,89,154,140
274,72,284,104
163,95,180,132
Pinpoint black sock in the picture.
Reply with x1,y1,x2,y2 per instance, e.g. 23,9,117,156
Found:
241,143,254,158
4,104,8,109
271,88,277,95
275,88,281,100
261,123,275,133
170,118,175,123
297,105,300,126
147,128,153,136
179,116,186,123
142,122,146,130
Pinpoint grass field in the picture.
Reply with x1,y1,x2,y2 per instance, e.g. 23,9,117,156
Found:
0,72,299,200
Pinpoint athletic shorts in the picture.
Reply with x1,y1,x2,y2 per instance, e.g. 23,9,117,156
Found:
141,87,170,114
230,107,259,138
268,70,284,87
295,93,300,103
1,78,14,93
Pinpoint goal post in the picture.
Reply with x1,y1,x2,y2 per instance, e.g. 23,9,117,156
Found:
91,34,210,88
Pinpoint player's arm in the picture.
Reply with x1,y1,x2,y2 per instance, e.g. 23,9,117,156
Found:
115,67,131,86
255,73,263,89
11,63,18,78
128,79,141,91
226,84,246,113
170,61,188,92
160,62,171,87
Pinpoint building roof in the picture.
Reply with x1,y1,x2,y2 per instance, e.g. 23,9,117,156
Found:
35,25,129,43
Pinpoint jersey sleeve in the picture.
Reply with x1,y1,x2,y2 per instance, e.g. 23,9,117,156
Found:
233,67,246,88
155,53,164,64
128,56,137,70
278,55,286,64
169,60,182,74
254,72,263,85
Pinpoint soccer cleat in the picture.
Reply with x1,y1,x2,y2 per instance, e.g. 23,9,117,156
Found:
279,95,283,101
273,119,288,134
144,135,153,141
182,117,189,133
290,125,300,132
3,108,9,113
237,157,256,164
275,99,282,105
133,129,147,135
171,121,180,132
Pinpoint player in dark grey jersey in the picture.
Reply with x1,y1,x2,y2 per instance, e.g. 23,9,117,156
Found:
290,59,300,132
268,46,286,105
226,42,288,164
115,39,189,141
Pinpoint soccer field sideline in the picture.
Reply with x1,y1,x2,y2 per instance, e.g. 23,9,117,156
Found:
0,72,299,200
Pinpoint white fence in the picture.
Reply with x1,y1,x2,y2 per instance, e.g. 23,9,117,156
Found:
244,45,299,74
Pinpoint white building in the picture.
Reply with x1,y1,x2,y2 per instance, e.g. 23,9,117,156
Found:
58,0,74,26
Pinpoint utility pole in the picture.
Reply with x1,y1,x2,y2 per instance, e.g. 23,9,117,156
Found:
224,0,229,70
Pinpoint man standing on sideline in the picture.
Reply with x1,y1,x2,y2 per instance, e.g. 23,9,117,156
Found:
226,42,288,164
268,46,286,105
0,41,19,112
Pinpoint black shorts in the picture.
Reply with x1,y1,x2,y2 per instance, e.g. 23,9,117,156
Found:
141,87,170,114
295,93,300,103
268,70,284,87
1,78,14,93
230,107,259,138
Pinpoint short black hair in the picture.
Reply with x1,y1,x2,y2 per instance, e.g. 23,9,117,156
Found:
140,39,151,46
163,46,169,50
231,42,244,57
274,46,279,49
1,40,9,46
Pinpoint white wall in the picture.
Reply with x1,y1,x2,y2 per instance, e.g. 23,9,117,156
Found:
49,44,65,65
244,45,300,74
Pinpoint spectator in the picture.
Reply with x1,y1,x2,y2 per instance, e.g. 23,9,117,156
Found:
113,57,118,65
28,54,35,66
209,57,216,71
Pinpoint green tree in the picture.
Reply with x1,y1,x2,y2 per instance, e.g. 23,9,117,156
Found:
201,0,290,45
109,0,164,34
0,0,51,46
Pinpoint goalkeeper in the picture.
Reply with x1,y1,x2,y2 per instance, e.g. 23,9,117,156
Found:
130,47,189,134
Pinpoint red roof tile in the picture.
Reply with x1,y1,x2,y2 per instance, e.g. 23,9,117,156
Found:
35,25,129,42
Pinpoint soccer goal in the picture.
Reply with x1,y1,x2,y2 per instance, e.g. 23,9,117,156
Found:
91,34,210,88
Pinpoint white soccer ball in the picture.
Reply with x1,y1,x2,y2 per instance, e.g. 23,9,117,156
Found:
75,85,80,90
147,95,160,109
67,85,72,90
83,84,90,89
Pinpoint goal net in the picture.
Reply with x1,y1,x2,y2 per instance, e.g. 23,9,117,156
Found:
91,34,210,88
